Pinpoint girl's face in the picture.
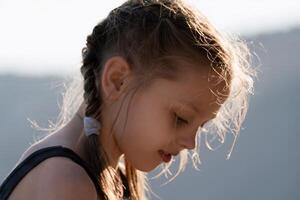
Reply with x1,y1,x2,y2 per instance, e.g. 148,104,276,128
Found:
113,65,229,172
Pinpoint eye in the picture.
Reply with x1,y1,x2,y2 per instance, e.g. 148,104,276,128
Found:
174,113,188,127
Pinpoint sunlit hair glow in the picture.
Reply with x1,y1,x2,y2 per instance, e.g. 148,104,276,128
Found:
29,0,256,199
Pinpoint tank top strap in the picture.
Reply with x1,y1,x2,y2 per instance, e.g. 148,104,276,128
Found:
0,145,101,199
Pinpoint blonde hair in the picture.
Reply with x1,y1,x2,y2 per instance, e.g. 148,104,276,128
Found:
30,0,256,199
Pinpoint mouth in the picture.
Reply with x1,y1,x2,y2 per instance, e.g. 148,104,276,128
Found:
158,150,172,163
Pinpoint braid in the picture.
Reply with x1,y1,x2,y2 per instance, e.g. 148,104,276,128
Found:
80,22,123,200
81,46,102,118
81,21,108,112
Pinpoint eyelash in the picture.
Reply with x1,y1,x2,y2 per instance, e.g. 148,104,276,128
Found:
174,113,188,127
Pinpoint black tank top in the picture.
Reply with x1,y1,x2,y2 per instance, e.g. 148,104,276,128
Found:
0,145,130,200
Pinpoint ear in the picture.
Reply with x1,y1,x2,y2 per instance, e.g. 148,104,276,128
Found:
100,56,132,102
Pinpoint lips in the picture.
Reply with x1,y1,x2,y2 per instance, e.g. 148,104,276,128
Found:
158,150,172,163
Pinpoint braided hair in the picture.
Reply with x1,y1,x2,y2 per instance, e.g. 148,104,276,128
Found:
80,18,129,199
77,0,256,199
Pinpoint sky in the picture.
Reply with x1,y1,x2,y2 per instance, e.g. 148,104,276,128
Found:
0,0,299,76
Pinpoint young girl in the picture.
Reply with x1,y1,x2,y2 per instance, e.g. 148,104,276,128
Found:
0,0,255,199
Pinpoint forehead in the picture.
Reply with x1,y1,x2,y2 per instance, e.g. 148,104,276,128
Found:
176,61,229,99
160,60,230,117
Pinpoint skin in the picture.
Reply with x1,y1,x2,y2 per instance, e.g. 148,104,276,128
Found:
9,55,229,199
92,56,229,172
17,56,229,174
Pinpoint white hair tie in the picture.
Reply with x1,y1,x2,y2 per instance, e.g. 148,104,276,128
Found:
83,116,101,137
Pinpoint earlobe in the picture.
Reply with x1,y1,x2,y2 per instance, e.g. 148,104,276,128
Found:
100,56,131,102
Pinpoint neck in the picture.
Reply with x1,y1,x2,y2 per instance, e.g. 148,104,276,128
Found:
73,102,122,170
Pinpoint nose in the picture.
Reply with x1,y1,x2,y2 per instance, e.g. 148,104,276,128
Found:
179,134,196,150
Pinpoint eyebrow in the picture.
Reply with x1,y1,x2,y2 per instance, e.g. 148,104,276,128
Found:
180,100,200,114
181,100,200,114
180,100,216,127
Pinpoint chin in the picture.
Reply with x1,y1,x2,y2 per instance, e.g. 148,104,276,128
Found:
129,160,160,172
137,166,155,172
123,152,161,172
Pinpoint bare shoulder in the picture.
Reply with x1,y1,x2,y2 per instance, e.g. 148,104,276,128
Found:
8,157,98,200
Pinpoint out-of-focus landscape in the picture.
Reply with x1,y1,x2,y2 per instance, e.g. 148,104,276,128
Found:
0,18,299,200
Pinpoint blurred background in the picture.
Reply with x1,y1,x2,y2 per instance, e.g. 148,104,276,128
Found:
0,0,299,199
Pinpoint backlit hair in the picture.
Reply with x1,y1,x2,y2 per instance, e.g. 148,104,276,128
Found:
30,0,256,199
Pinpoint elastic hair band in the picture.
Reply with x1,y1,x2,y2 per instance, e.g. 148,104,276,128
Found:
83,116,101,137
